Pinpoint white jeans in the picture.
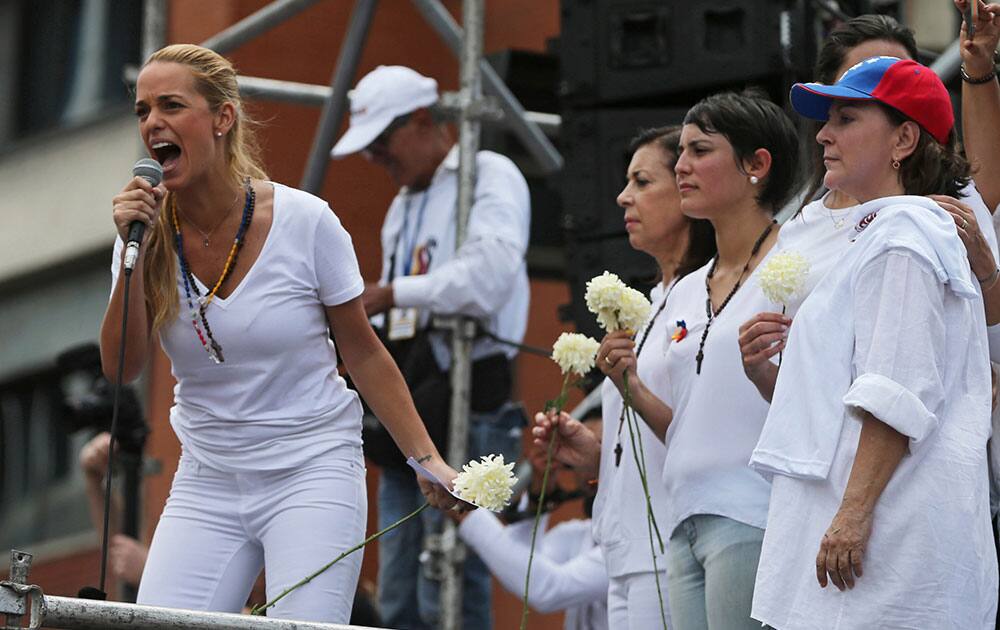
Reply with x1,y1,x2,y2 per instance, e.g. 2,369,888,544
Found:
137,446,367,623
607,570,671,629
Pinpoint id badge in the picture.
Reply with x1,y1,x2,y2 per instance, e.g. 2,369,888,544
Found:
388,307,419,340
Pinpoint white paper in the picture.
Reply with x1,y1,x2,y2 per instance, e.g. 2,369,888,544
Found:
406,457,465,504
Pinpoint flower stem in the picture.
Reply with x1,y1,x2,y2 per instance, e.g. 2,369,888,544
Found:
520,374,569,630
251,502,430,616
779,304,786,368
622,371,664,551
622,371,668,629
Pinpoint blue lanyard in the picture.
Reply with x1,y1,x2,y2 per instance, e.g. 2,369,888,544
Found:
399,191,430,277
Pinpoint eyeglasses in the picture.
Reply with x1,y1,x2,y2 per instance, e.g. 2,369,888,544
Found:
366,112,413,151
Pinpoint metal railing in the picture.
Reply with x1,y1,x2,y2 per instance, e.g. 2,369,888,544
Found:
1,551,382,630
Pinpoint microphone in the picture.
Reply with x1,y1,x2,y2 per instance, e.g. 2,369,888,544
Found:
123,158,163,275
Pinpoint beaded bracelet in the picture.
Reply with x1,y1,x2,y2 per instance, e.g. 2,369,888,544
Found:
961,64,998,84
980,266,1000,291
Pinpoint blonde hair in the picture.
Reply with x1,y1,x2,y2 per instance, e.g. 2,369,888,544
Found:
140,44,267,332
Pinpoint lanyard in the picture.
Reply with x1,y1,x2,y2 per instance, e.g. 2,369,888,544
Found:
398,191,430,277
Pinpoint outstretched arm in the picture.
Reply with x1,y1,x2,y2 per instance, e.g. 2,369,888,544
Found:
458,510,608,613
327,297,459,509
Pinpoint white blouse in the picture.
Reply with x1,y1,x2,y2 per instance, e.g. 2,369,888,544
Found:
751,196,997,629
658,253,776,538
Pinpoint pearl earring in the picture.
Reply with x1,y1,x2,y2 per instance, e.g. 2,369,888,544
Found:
215,131,223,137
749,175,759,185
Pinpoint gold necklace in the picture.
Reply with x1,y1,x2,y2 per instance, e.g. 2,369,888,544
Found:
178,190,242,247
827,205,849,229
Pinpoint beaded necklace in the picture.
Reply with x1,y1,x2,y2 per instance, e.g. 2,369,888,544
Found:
695,220,775,375
172,179,255,363
613,279,676,467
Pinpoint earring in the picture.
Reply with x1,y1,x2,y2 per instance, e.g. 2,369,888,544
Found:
749,175,759,185
891,158,900,170
215,131,223,137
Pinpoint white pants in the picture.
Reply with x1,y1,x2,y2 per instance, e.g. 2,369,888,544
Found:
607,570,672,629
137,446,367,623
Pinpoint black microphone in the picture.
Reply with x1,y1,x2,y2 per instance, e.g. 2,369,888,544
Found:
123,158,163,275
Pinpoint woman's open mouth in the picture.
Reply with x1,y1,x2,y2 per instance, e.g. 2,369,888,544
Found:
152,141,182,172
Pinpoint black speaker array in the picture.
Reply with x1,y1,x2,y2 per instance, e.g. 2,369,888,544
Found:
560,0,799,107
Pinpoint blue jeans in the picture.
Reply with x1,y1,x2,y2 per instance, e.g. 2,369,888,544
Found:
667,514,764,630
376,403,523,630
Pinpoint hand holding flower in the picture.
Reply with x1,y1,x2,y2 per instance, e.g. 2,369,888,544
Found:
520,332,600,628
597,330,638,390
416,455,464,511
583,271,667,629
757,250,809,368
531,411,601,479
737,311,791,401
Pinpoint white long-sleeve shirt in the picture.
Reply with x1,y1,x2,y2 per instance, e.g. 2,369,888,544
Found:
377,146,531,369
752,196,997,629
458,509,608,630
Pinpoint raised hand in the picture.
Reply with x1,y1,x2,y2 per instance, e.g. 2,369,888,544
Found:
956,0,1000,77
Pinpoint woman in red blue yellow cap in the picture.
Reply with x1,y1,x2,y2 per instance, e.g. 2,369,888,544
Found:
748,56,997,629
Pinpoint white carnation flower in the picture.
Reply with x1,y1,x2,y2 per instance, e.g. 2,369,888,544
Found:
758,250,811,307
551,332,600,375
617,286,652,332
584,271,652,332
453,454,517,512
585,271,624,312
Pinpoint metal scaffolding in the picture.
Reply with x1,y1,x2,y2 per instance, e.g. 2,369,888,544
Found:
17,1,564,629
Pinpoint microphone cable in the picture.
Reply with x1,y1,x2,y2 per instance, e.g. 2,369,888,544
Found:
78,252,137,602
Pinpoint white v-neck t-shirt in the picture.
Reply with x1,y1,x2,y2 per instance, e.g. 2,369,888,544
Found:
111,183,365,472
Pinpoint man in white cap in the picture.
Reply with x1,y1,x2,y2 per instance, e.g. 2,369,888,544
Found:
331,65,530,630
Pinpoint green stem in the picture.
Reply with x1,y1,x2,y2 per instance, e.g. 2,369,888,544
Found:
622,371,663,551
778,304,786,368
622,371,668,630
520,373,570,630
251,502,430,616
629,404,664,552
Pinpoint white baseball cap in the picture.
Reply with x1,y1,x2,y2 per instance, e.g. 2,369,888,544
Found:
330,65,439,158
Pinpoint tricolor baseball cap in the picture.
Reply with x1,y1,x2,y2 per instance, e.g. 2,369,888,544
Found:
330,65,439,158
790,56,953,144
